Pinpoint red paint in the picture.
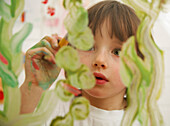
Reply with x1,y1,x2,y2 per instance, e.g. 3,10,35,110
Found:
46,18,59,27
31,58,39,70
51,58,56,64
32,55,39,59
0,77,4,103
32,60,39,70
0,91,4,100
47,6,55,16
21,11,25,22
62,83,81,96
42,0,48,4
0,52,8,65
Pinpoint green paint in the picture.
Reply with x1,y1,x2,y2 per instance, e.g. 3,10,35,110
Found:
56,80,74,102
55,46,81,72
68,64,95,89
11,23,33,53
0,61,18,88
120,0,165,126
38,82,50,90
10,0,16,17
0,0,11,21
28,82,32,90
38,79,55,90
0,0,165,125
63,2,94,51
50,113,73,126
31,40,52,50
70,97,90,120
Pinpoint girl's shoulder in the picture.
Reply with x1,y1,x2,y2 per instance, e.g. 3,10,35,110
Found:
86,105,141,126
44,100,141,126
45,99,71,126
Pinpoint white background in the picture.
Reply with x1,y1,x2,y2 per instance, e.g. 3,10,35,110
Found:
5,0,170,125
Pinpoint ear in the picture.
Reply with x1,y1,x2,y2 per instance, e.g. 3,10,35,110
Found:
124,88,127,99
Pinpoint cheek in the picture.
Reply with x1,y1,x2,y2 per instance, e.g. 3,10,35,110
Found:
78,51,91,66
109,68,126,95
116,70,127,88
80,56,88,65
110,62,126,87
117,64,126,87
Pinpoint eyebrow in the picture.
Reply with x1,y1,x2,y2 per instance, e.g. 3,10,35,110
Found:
111,39,124,46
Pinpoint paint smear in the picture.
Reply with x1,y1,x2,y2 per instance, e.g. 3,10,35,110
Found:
62,83,81,96
32,59,39,70
21,11,25,23
0,78,4,104
42,0,48,4
28,81,32,90
47,6,55,16
0,52,8,65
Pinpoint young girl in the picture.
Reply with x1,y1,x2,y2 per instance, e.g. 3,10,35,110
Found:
20,0,140,125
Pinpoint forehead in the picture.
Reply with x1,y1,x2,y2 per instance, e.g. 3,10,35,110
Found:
88,1,140,42
94,21,123,46
89,12,129,43
95,19,124,43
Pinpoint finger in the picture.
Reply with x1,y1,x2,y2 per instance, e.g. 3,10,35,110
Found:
43,36,59,50
52,34,62,42
26,47,56,64
31,39,56,55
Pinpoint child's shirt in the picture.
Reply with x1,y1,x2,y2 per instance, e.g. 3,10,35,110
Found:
44,99,140,126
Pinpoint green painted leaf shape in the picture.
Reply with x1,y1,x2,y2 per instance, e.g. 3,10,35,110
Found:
0,0,11,22
50,114,73,126
0,62,18,87
0,108,7,125
55,46,81,72
56,80,74,102
120,37,134,87
70,97,89,120
64,6,88,34
3,86,21,120
68,27,94,50
0,19,12,66
68,64,95,89
11,53,23,76
10,0,17,17
63,0,82,10
11,23,33,53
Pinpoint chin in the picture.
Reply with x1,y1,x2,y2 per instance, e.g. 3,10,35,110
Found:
83,89,109,99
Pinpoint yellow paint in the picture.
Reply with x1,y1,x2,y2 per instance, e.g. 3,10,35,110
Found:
58,38,68,48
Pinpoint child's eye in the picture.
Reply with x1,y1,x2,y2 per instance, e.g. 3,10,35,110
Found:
112,48,121,56
88,46,95,51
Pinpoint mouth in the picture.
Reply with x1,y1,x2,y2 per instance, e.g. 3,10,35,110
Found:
93,72,109,85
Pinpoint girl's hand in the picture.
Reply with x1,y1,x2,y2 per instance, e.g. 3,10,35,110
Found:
24,34,62,89
20,34,62,114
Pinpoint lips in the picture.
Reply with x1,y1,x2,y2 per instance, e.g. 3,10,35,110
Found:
93,72,108,85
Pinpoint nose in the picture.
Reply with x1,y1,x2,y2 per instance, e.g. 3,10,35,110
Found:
93,52,107,69
94,62,106,69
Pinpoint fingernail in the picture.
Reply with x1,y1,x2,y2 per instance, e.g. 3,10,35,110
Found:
44,55,49,60
54,43,58,48
51,59,56,64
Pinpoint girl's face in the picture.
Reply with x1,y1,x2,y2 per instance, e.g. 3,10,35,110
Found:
77,23,126,100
